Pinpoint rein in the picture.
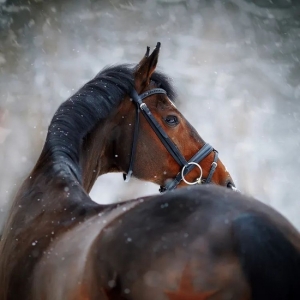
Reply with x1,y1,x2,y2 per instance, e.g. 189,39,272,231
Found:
123,88,218,193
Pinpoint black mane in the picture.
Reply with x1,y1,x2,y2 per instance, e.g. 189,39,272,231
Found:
40,64,177,181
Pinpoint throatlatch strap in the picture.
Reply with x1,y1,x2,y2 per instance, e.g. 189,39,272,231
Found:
123,102,140,182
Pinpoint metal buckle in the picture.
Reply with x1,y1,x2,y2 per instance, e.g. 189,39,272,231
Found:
140,103,146,110
181,162,203,185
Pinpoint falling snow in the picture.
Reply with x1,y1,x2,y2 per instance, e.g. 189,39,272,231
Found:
0,0,300,230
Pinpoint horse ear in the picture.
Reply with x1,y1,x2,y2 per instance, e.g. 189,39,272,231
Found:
134,42,161,93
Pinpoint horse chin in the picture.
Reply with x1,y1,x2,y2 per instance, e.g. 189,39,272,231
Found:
160,178,238,193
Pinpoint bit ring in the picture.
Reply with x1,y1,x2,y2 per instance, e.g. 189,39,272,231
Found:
181,162,203,185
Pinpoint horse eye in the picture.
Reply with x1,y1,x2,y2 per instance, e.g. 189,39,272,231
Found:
164,115,179,127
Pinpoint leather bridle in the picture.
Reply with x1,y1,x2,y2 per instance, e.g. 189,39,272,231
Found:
123,87,219,193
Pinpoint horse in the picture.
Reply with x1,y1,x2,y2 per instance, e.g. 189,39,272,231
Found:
0,43,235,300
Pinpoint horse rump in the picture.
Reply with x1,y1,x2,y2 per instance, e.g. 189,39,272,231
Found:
233,213,300,300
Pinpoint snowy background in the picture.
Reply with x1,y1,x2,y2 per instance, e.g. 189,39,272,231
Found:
0,0,299,230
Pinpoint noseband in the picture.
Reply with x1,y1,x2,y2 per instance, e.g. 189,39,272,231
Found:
123,88,218,193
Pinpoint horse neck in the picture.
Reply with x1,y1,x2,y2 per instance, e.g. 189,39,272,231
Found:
35,119,113,191
38,100,106,185
80,119,120,193
33,73,133,191
1,75,132,246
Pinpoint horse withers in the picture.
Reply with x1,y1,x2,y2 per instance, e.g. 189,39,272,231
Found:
0,43,235,300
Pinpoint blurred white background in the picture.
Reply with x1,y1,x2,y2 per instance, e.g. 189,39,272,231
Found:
0,0,299,229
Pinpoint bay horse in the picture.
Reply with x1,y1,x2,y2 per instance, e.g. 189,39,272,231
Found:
0,43,235,300
1,43,299,300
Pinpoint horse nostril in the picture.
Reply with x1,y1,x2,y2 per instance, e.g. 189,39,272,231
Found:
227,181,237,191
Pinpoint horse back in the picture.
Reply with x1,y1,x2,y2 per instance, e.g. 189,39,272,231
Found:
91,186,300,300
